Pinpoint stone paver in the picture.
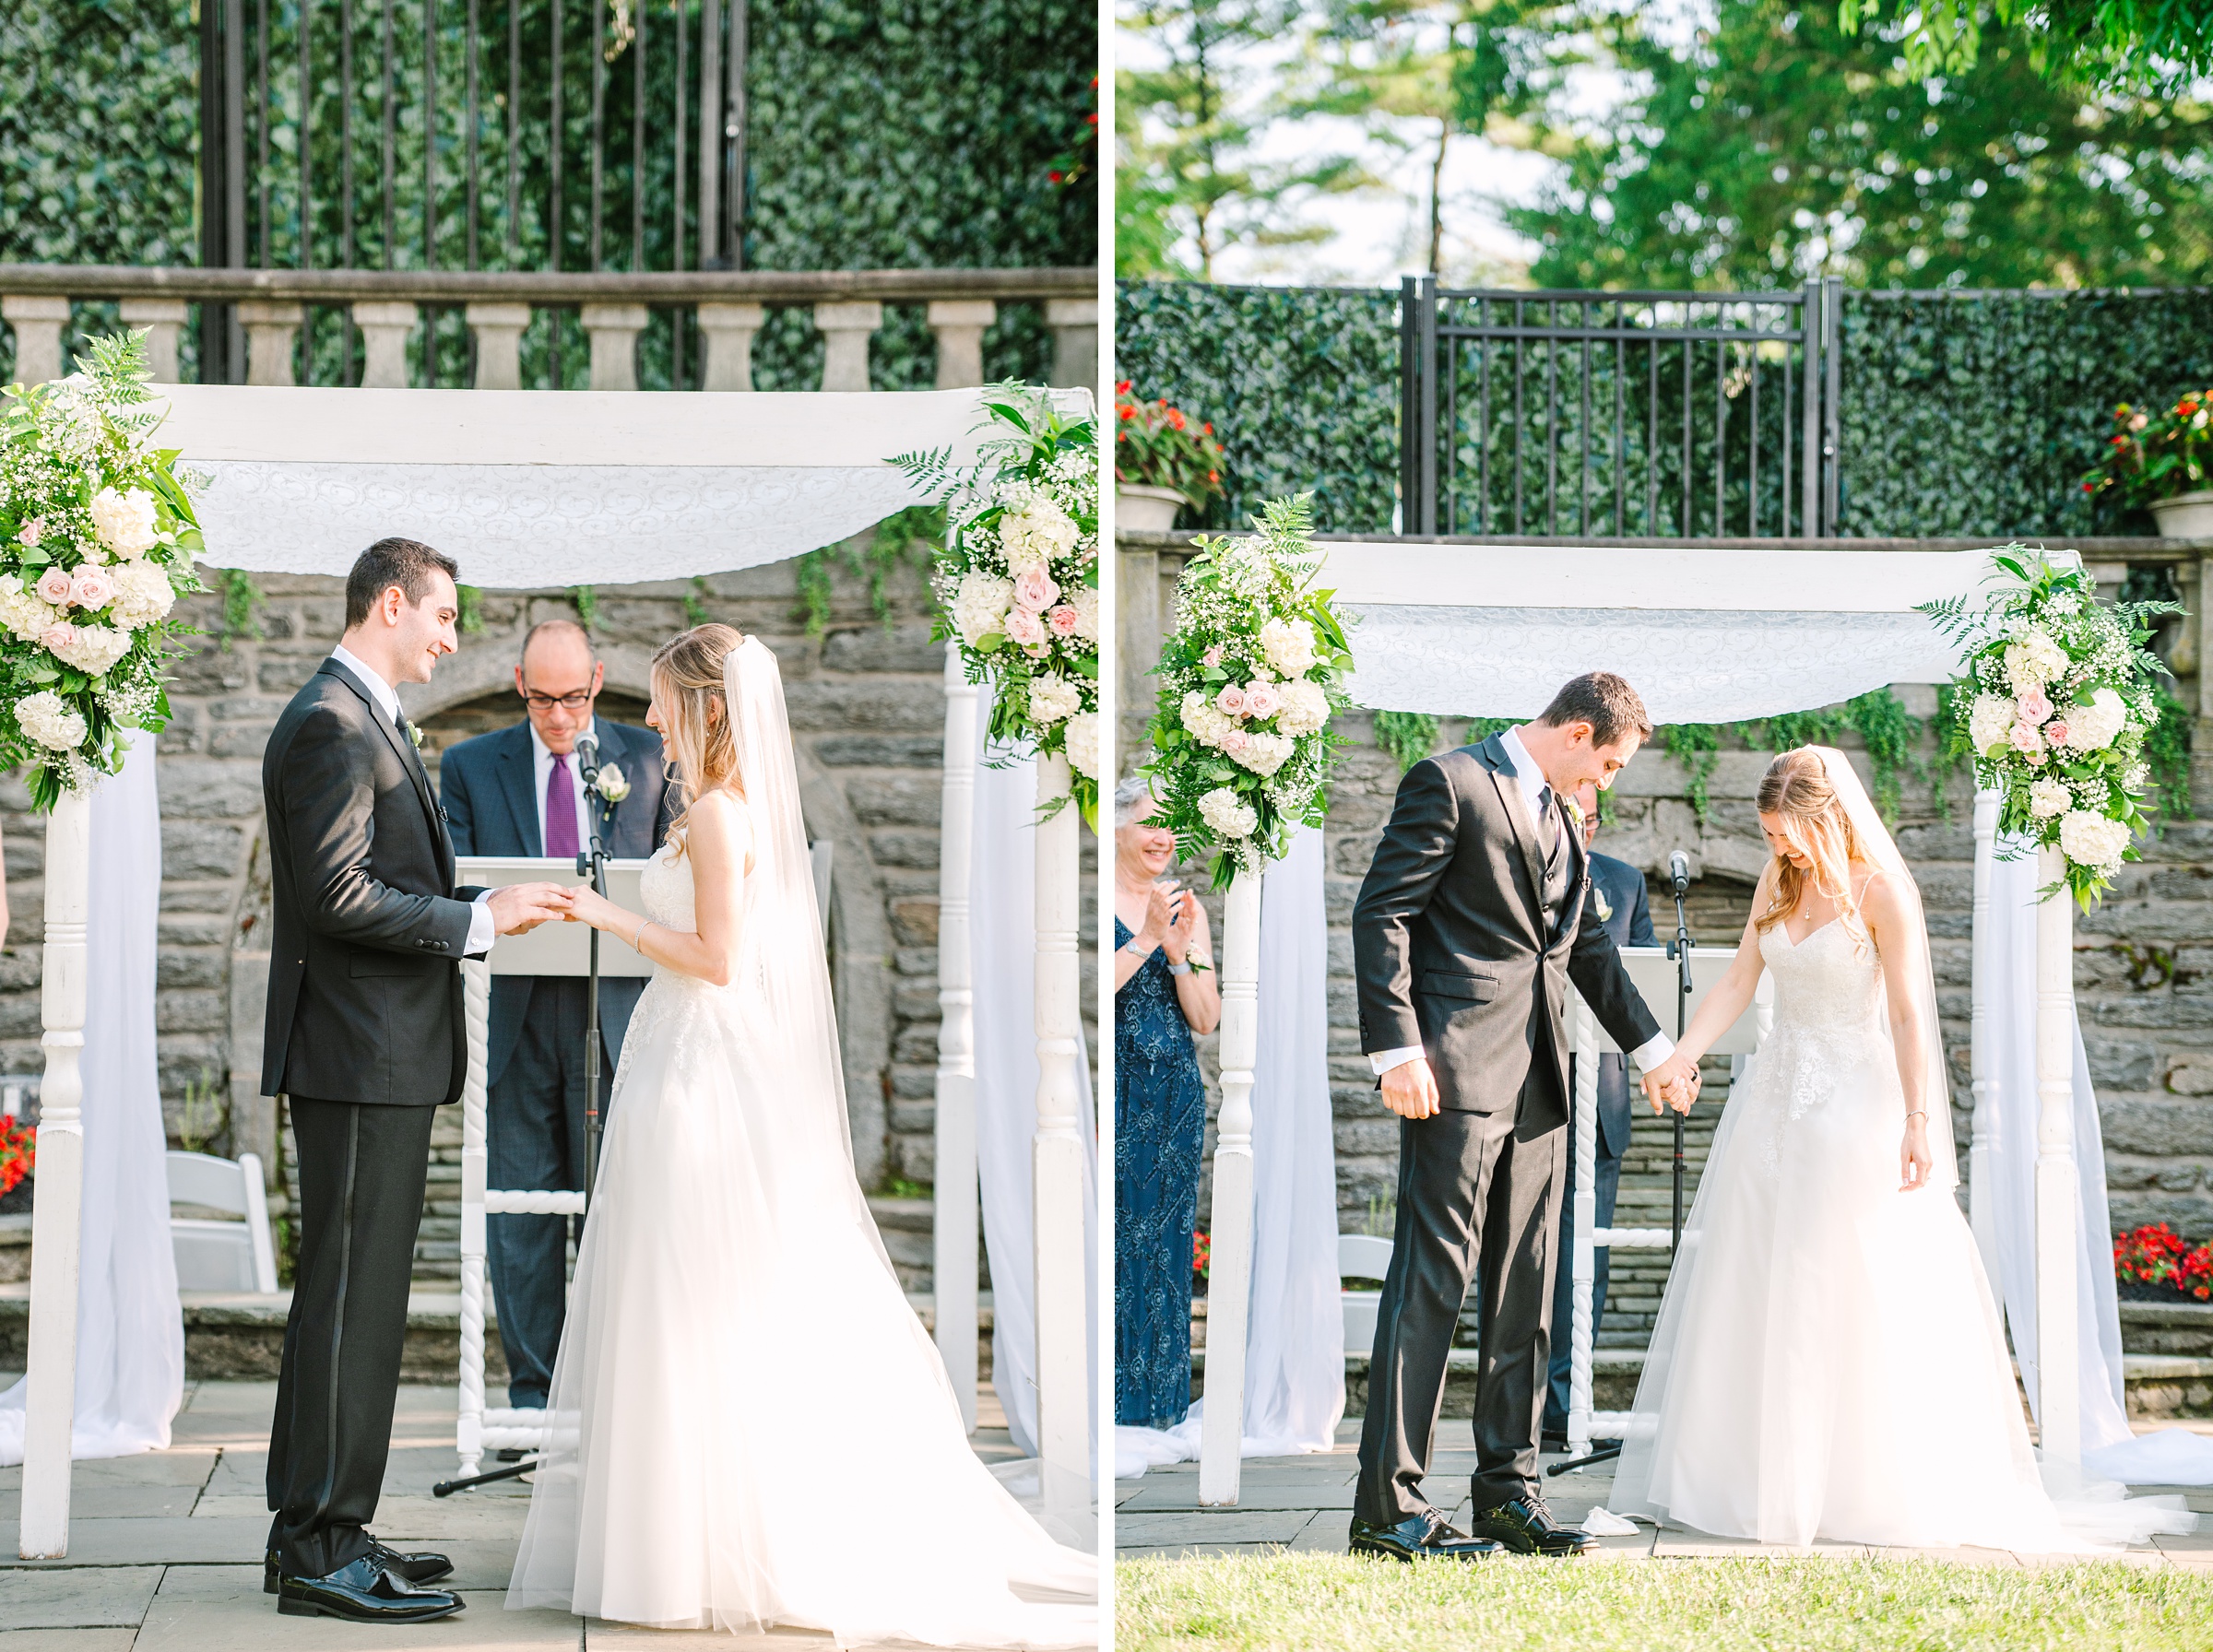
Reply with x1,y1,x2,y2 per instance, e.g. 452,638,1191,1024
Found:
1114,1416,2201,1570
0,1379,1065,1649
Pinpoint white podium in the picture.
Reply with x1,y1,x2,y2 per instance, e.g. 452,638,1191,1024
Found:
452,856,651,1476
1563,944,1771,1462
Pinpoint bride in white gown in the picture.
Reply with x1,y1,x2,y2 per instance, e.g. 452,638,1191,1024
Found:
506,624,1096,1646
1608,746,2190,1552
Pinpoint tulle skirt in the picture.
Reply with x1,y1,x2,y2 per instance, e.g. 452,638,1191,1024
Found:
1609,1019,2192,1552
506,977,1097,1646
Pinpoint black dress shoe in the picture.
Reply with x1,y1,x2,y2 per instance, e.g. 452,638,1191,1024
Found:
265,1543,454,1595
276,1555,465,1622
1348,1509,1503,1563
497,1446,528,1463
1468,1495,1600,1556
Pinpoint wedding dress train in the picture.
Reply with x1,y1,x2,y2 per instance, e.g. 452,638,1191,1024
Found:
1609,851,2191,1552
507,640,1095,1646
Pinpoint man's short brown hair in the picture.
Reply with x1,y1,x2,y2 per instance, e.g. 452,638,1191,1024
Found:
1537,671,1651,748
345,537,460,630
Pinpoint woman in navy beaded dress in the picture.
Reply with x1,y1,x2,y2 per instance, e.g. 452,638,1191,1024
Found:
1111,777,1220,1429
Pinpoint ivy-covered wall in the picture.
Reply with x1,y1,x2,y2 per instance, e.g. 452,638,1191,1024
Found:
1113,279,2213,540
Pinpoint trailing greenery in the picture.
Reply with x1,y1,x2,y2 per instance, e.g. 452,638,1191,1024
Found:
568,585,599,631
793,506,944,640
455,584,484,636
2146,676,2195,823
1115,280,1400,534
683,577,712,630
1370,710,1439,773
219,568,266,650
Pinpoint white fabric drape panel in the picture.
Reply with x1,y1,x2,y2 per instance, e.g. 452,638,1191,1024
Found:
0,732,182,1464
969,729,1097,1465
1982,836,2213,1483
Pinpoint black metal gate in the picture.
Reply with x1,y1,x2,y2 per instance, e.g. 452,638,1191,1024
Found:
195,0,748,383
1398,276,1841,539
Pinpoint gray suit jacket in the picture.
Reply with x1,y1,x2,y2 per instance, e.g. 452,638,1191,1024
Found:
438,717,678,1087
261,657,485,1105
1352,735,1660,1130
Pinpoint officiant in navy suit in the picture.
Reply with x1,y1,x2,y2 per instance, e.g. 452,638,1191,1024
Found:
438,619,678,1424
1542,778,1656,1448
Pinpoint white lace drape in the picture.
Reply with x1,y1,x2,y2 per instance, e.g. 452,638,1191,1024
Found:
0,731,182,1464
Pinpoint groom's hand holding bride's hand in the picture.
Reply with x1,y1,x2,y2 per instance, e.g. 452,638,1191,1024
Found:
1642,1051,1700,1115
488,881,574,935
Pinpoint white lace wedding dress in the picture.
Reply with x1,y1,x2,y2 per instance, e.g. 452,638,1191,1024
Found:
507,640,1095,1647
1608,907,2191,1552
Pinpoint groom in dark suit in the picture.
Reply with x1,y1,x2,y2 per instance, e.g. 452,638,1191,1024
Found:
1349,672,1697,1562
1542,779,1656,1448
438,619,676,1427
260,539,571,1622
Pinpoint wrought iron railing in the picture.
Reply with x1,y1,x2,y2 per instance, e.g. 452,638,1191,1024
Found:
1399,276,1842,539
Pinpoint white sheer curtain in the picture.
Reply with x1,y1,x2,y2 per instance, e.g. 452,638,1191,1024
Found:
1981,836,2213,1483
1114,827,1343,1476
969,729,1098,1467
0,730,182,1463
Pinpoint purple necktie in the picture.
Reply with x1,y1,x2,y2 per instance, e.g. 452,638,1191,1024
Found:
546,753,579,860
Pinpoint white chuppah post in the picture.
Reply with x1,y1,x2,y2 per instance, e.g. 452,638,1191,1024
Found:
1968,787,2003,1286
2035,844,2081,1479
1030,752,1090,1525
20,792,90,1558
934,648,981,1431
1199,867,1263,1505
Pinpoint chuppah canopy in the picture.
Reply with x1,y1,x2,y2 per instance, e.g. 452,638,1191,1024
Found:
154,384,1069,585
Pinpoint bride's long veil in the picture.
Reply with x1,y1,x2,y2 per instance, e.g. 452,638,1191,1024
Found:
1809,744,1959,1189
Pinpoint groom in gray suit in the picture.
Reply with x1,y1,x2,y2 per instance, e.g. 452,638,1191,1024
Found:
438,620,678,1424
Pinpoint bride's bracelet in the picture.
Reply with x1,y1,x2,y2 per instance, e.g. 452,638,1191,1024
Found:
633,917,656,952
1903,1109,1927,1122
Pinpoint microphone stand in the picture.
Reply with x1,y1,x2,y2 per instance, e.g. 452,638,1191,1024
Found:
573,737,610,1207
1668,872,1694,1252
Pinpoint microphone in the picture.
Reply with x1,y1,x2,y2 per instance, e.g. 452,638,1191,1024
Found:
1669,850,1691,895
574,726,599,778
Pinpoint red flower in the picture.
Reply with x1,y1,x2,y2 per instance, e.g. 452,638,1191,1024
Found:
1119,405,1134,419
1207,469,1220,483
1202,421,1214,434
1167,409,1186,430
1047,171,1063,183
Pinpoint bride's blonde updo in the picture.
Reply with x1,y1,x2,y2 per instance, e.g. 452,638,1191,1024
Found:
1754,748,1867,943
650,623,745,855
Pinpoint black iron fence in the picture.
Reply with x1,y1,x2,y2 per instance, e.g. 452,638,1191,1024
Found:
1398,275,1843,539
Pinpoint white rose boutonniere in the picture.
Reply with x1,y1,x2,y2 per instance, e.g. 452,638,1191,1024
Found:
593,762,632,804
1592,885,1614,925
405,719,423,749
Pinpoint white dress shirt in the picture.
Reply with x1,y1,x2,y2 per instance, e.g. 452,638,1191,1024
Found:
329,643,495,957
1368,724,1675,1080
530,719,598,857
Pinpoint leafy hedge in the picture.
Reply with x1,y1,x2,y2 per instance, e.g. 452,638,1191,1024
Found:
0,0,1092,389
1114,280,1400,534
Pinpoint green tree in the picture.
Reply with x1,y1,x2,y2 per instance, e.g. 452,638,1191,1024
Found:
1512,0,2213,290
1843,0,2213,94
1118,0,1367,277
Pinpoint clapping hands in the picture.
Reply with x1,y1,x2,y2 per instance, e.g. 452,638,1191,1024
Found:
1642,1051,1700,1115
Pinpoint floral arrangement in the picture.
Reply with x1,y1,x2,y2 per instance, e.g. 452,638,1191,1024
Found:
1921,547,2183,905
2081,392,2213,510
0,1117,31,1198
2114,1221,2213,1302
1191,1228,1210,1282
1114,383,1227,513
1143,493,1353,887
893,384,1100,824
0,331,201,809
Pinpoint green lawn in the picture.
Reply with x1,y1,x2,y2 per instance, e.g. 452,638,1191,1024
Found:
1116,1552,2213,1651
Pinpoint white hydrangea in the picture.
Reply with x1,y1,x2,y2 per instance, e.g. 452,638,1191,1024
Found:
1272,678,1331,737
2029,777,2072,819
1198,785,1258,841
1028,673,1083,727
1968,694,2015,755
998,494,1080,575
2058,808,2133,874
2003,628,2069,692
16,690,87,751
953,571,1013,646
104,560,176,630
2056,686,2127,753
1070,585,1100,643
1180,690,1235,749
48,623,133,676
1063,713,1098,780
0,581,58,643
1233,731,1294,776
1258,616,1317,678
89,487,158,559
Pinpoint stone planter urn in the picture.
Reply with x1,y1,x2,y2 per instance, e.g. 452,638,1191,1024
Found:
2150,489,2213,537
1117,484,1189,534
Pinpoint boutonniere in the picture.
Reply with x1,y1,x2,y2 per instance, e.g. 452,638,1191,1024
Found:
592,761,632,804
1592,885,1614,924
404,719,423,749
1560,793,1585,831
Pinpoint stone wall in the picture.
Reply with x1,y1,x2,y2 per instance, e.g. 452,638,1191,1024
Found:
0,543,1097,1290
1117,532,2213,1349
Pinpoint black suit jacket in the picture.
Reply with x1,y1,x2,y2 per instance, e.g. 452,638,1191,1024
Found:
1585,848,1658,1157
1353,735,1661,1128
261,657,485,1106
437,717,677,1087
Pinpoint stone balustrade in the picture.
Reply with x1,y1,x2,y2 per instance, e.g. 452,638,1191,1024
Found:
0,265,1100,394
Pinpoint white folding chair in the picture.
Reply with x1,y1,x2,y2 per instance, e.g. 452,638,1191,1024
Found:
167,1150,279,1293
1339,1232,1393,1356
